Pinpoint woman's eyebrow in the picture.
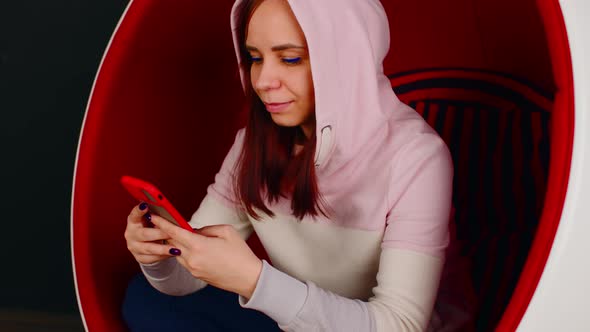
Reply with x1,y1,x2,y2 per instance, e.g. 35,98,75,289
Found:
246,43,306,52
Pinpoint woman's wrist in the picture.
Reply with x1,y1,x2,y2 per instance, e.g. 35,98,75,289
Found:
240,258,263,299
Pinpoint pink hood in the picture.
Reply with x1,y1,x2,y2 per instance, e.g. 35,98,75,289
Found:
230,0,403,171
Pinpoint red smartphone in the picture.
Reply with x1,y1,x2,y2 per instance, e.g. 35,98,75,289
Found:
120,175,194,232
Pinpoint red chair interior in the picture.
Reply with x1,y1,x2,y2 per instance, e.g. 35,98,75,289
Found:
72,1,567,331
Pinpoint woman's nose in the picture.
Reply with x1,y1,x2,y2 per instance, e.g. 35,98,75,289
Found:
254,63,281,91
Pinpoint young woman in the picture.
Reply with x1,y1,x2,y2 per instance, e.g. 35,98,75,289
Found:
122,0,471,331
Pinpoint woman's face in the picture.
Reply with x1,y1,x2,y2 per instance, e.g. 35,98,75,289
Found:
246,0,315,138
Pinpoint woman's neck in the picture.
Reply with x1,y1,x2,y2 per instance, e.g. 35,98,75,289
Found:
294,127,308,145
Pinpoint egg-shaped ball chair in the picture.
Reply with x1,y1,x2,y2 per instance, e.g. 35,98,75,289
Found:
72,0,590,331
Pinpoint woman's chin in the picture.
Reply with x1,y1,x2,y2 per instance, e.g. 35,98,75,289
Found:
270,114,302,128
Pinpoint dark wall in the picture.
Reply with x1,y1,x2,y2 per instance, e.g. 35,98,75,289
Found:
0,0,128,317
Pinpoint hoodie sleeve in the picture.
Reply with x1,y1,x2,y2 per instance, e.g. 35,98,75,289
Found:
239,134,453,332
140,129,254,295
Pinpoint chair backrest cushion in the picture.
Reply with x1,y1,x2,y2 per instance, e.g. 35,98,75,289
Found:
389,68,552,330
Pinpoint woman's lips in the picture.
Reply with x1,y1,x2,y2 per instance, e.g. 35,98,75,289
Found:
265,101,293,113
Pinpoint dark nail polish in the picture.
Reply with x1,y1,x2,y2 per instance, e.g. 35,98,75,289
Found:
139,202,148,211
169,248,181,256
144,213,151,222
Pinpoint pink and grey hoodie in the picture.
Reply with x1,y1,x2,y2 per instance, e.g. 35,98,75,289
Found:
141,0,469,331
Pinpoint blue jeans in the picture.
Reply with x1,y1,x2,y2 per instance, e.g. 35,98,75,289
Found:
122,273,282,332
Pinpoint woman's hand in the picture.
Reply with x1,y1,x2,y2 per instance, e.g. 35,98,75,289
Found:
149,214,263,299
124,202,176,265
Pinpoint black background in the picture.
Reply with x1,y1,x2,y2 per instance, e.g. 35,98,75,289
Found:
1,0,128,324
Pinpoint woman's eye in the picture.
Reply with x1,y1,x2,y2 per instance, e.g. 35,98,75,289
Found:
283,57,302,65
249,55,262,63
